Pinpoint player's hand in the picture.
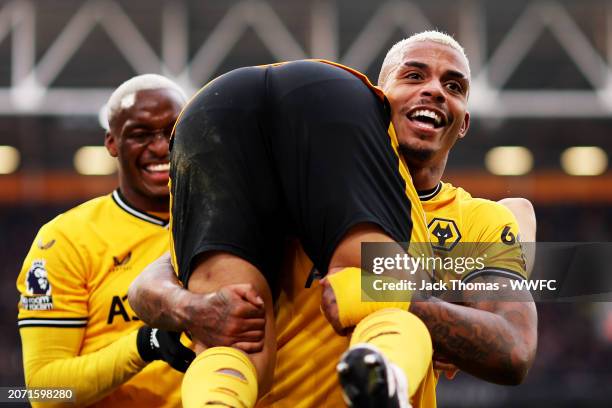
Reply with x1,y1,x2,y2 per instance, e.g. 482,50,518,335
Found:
184,284,266,353
137,326,195,372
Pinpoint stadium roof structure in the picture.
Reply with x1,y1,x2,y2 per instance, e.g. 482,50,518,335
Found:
0,0,611,118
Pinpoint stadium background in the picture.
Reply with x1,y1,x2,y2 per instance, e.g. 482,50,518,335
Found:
0,0,611,406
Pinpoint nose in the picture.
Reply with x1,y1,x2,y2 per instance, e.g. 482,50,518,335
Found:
148,132,171,156
420,81,446,103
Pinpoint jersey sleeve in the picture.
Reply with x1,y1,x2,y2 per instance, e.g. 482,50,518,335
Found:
20,326,145,407
461,202,528,282
17,219,89,328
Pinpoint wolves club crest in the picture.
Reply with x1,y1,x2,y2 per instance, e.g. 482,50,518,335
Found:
428,217,461,251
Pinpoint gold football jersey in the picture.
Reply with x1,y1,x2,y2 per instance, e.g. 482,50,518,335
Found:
258,181,526,408
422,181,527,283
256,240,348,408
17,190,182,407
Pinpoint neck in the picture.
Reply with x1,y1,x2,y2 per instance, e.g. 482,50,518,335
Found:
405,155,447,191
118,184,169,214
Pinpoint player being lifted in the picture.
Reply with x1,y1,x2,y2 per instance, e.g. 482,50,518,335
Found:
165,57,437,408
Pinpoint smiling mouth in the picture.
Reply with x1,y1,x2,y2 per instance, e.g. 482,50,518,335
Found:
407,109,446,129
144,163,170,172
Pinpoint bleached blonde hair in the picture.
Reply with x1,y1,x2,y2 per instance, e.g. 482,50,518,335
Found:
378,30,470,89
102,74,187,130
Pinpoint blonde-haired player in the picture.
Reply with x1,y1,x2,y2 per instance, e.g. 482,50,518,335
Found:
17,74,191,407
332,30,536,407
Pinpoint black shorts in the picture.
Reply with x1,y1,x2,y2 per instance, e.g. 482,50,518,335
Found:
170,60,415,290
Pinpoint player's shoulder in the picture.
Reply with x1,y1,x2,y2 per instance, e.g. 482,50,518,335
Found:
441,182,517,225
40,193,114,237
465,196,517,224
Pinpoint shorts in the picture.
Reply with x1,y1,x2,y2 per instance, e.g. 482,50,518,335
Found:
170,60,416,290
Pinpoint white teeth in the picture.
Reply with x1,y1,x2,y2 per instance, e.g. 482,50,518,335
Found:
410,109,442,126
147,163,170,172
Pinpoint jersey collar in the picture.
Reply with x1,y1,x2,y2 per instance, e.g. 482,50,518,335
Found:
111,189,169,227
418,182,442,201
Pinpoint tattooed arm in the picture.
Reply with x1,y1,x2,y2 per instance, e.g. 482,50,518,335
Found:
410,280,537,385
415,197,537,383
128,253,266,353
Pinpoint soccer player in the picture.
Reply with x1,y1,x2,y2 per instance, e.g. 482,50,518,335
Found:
321,31,536,406
162,59,436,408
375,29,537,386
16,74,265,407
130,31,537,408
264,32,536,407
320,31,536,407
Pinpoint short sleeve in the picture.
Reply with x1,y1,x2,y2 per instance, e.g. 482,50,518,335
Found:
461,202,528,283
17,220,89,328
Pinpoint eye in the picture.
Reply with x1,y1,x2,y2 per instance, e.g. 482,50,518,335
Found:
128,131,152,143
445,81,463,93
404,71,422,80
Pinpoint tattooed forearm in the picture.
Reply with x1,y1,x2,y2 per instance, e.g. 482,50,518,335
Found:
131,282,187,331
128,253,189,331
410,276,537,385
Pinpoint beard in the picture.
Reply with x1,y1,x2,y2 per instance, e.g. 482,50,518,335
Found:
398,143,436,164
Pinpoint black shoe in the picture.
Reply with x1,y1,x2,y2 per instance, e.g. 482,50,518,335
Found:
337,344,410,408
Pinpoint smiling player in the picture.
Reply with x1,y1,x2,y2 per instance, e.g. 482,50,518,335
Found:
17,74,191,407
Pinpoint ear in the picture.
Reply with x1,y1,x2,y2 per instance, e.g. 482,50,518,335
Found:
104,132,118,157
457,111,470,139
